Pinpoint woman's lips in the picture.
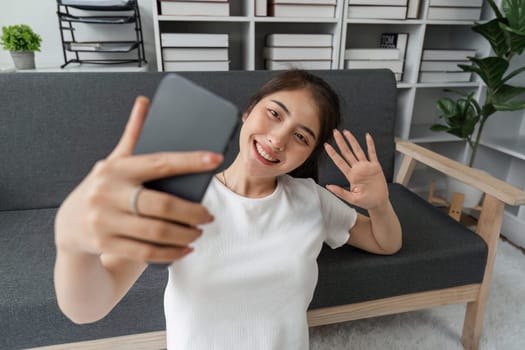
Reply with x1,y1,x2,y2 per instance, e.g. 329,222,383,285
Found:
254,141,280,164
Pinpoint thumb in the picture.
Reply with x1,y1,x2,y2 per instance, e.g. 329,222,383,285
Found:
108,96,150,159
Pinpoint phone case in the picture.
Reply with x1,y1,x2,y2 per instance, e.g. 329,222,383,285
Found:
133,74,240,202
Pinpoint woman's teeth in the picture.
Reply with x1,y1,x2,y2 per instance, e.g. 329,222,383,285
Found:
256,142,278,162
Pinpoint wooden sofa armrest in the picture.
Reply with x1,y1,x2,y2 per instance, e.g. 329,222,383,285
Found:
395,138,525,206
395,138,525,350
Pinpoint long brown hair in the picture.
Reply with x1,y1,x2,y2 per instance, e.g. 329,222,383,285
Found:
244,70,341,181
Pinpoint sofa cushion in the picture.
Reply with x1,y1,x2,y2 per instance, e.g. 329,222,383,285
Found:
0,208,167,349
311,183,488,309
0,70,396,211
1,184,488,348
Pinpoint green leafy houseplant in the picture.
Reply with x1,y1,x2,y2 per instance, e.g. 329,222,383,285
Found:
431,0,525,167
0,24,42,52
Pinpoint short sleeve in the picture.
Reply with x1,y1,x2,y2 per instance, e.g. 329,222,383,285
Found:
316,185,357,249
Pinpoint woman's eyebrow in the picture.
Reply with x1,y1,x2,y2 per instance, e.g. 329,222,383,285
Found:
270,99,317,141
270,99,290,115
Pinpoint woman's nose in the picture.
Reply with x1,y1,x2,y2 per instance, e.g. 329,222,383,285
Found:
268,128,287,152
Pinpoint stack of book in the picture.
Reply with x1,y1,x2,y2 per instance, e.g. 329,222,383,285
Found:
161,33,229,71
345,33,408,82
347,0,412,20
160,0,230,16
427,0,482,21
263,33,333,70
419,49,476,83
269,0,336,18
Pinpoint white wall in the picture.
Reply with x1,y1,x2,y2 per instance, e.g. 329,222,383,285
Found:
0,0,157,70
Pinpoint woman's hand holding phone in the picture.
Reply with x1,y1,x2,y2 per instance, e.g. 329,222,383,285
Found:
54,96,223,264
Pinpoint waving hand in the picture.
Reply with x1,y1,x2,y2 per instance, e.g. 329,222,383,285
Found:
324,130,388,210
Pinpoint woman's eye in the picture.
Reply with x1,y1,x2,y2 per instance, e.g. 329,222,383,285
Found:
268,109,279,119
295,132,309,145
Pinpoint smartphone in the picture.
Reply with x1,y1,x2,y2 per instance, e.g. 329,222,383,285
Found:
133,73,240,202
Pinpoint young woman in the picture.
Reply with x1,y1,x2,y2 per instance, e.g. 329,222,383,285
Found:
54,70,402,349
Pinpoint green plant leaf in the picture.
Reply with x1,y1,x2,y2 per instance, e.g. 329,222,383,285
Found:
436,98,456,117
493,84,525,104
502,66,525,83
467,57,509,88
472,18,509,57
499,22,525,55
488,0,504,19
493,100,525,110
502,0,525,32
0,24,41,51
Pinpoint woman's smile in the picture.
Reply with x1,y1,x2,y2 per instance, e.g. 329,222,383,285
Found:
254,140,280,164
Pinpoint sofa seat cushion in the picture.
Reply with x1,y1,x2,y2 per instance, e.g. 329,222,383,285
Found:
311,183,488,309
0,208,167,349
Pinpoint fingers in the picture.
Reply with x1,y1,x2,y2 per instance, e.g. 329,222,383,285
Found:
342,130,368,162
109,151,223,183
97,235,194,263
332,129,358,166
89,209,203,249
109,96,150,159
324,142,351,178
365,133,379,163
134,187,213,226
117,212,203,247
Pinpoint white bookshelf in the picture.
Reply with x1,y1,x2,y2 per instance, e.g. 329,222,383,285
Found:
151,0,525,247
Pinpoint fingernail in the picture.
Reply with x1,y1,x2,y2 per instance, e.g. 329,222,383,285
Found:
202,153,223,164
183,247,194,254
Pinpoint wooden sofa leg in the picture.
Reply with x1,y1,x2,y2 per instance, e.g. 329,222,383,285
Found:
461,194,504,350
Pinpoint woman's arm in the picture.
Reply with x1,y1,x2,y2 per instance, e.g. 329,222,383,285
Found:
54,97,222,324
324,129,402,255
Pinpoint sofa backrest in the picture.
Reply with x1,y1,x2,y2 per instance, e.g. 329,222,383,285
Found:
0,70,396,211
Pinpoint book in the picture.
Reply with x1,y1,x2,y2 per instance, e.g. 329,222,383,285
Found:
427,7,481,21
160,1,230,16
271,4,336,17
162,47,228,61
422,49,476,61
161,33,229,47
419,71,472,83
344,48,401,60
265,33,333,47
163,60,229,71
348,5,407,19
429,0,482,7
263,47,332,60
344,59,404,73
380,32,408,80
406,0,421,18
348,0,406,5
419,60,469,72
265,59,332,70
255,0,267,16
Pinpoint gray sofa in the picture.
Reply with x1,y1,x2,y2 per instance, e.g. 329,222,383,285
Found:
0,70,493,349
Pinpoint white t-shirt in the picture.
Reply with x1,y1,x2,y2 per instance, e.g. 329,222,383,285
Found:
164,175,357,349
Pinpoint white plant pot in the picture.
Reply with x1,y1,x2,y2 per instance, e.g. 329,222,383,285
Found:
446,176,484,209
10,51,35,70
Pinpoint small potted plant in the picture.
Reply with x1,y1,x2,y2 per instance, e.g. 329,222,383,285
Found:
0,24,42,70
430,0,525,207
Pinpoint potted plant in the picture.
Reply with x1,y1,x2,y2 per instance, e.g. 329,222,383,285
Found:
0,24,42,70
430,0,525,207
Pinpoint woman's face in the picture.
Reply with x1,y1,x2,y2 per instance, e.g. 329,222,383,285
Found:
238,88,321,178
